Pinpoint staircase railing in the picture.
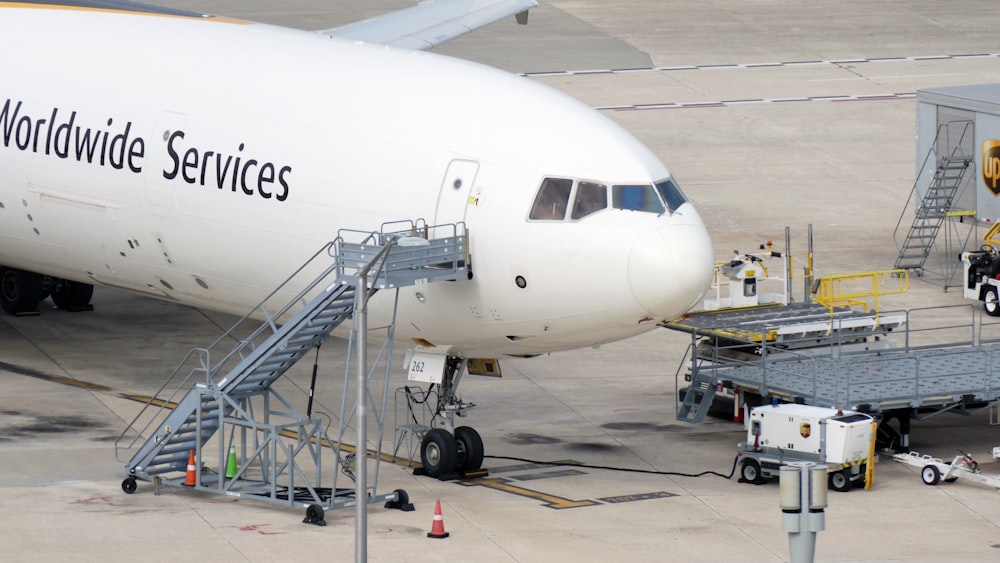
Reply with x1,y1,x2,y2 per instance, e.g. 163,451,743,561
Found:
893,120,977,286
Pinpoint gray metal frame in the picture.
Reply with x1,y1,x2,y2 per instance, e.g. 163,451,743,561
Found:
115,221,468,520
673,303,1000,422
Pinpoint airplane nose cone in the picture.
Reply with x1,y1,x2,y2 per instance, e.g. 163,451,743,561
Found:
628,224,714,318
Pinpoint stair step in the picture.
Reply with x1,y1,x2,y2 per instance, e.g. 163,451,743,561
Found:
121,231,470,479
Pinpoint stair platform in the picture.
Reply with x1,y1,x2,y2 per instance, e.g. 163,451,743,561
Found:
115,222,468,517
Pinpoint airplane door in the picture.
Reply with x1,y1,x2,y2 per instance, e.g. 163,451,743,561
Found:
434,159,479,226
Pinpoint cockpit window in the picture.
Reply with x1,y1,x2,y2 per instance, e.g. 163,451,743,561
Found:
529,177,572,220
656,178,688,213
612,184,665,214
571,182,608,220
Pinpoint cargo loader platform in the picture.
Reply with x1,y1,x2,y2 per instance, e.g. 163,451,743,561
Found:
666,302,1000,449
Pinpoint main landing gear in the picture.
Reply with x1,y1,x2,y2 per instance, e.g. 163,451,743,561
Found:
0,266,94,315
414,356,486,479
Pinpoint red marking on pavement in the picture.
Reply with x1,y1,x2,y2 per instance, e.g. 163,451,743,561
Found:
239,524,287,535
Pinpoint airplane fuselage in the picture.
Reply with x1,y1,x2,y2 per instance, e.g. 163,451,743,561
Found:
0,5,714,357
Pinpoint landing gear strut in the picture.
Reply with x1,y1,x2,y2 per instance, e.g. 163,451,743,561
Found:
415,356,486,479
0,267,95,315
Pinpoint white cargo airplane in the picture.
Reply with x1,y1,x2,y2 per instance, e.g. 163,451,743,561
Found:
0,0,714,475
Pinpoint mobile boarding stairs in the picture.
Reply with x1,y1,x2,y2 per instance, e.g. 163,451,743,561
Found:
114,221,467,523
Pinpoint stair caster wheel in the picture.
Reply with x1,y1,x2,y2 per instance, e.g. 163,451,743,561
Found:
121,477,137,494
303,503,326,526
384,488,415,512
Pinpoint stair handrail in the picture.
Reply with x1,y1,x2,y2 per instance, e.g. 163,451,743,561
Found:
114,221,467,463
114,239,344,462
893,120,975,254
113,346,212,462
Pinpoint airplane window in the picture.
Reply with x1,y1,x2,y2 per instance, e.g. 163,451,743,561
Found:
612,184,665,214
571,182,608,219
529,178,572,220
656,178,688,213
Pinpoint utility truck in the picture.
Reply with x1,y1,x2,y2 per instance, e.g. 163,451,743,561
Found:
737,404,876,491
960,222,1000,316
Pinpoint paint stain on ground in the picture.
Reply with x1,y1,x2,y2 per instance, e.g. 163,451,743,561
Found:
3,414,108,437
504,433,562,446
566,442,621,453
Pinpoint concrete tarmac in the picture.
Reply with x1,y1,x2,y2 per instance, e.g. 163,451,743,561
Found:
5,1,1000,561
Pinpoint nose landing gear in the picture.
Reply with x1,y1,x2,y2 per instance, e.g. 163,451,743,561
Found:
408,355,488,480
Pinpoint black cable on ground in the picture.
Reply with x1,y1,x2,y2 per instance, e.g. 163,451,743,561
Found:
484,454,740,480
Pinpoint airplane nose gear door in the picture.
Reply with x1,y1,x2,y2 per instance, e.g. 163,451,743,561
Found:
434,159,479,226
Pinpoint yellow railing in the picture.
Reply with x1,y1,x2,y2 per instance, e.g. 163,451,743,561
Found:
984,221,1000,250
813,269,909,320
786,252,814,282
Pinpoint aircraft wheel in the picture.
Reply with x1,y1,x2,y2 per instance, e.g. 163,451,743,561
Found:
50,279,94,311
420,428,457,478
0,267,42,315
921,464,941,485
121,477,137,494
828,470,851,492
984,287,1000,317
740,459,762,484
455,426,484,471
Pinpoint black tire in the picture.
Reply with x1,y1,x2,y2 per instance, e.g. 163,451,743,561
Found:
455,426,484,471
383,488,415,512
829,470,852,492
985,287,1000,317
121,477,137,494
304,503,326,526
921,464,941,485
420,428,457,477
0,268,42,315
50,279,94,311
740,459,762,484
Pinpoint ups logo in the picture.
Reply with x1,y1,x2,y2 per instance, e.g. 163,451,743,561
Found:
799,421,812,438
983,140,1000,196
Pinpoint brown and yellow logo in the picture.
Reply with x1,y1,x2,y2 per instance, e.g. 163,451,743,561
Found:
799,421,812,438
983,140,1000,196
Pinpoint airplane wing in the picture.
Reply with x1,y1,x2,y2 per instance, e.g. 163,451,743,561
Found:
319,0,538,51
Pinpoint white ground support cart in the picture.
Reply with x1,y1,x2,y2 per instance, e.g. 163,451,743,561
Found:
893,449,1000,487
737,404,877,491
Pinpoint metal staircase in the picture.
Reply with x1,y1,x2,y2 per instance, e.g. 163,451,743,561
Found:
676,369,718,423
894,156,971,272
115,222,467,516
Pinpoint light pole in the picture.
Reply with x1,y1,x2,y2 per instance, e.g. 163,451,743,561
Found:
779,461,828,563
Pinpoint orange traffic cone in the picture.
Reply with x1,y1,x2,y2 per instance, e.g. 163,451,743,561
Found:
183,449,197,486
426,499,449,539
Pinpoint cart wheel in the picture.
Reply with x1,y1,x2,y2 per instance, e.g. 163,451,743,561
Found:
985,287,1000,317
303,503,326,526
921,464,941,485
740,459,762,484
121,477,137,494
384,488,415,512
829,470,852,492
